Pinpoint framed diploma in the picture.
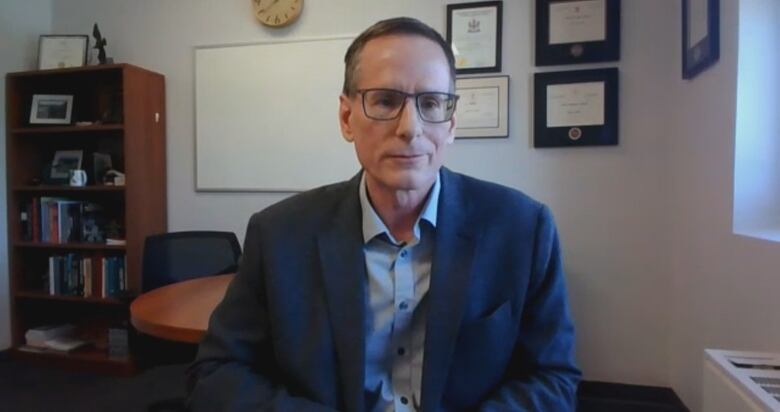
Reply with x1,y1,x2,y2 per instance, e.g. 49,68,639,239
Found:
454,75,509,139
446,1,502,74
682,0,719,79
533,68,618,148
38,35,89,70
535,0,620,66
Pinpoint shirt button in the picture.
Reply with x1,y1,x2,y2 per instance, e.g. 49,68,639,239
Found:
399,250,408,258
400,396,409,405
399,301,408,310
397,347,406,356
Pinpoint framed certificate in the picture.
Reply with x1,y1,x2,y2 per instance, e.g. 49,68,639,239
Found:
533,68,618,148
455,75,509,139
38,35,89,70
682,0,719,79
447,1,503,74
535,0,621,66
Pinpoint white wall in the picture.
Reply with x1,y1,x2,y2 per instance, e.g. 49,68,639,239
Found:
668,0,780,410
0,0,52,350
46,0,674,385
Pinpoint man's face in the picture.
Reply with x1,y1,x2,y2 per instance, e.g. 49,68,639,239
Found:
339,35,456,193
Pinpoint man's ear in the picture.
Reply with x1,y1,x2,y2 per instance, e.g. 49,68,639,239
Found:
446,113,457,144
338,94,355,143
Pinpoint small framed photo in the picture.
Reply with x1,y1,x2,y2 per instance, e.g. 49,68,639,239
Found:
682,0,719,79
535,0,621,66
447,1,503,74
37,35,89,70
533,68,619,148
50,150,84,181
455,75,509,139
29,94,74,125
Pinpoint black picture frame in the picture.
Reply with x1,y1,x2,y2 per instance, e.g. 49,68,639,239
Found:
535,0,621,66
446,1,503,74
682,0,719,79
533,68,619,148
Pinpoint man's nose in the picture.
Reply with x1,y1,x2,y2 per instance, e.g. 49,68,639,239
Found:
395,97,423,141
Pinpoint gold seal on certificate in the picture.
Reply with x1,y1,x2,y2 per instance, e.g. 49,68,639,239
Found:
568,127,583,141
447,1,503,74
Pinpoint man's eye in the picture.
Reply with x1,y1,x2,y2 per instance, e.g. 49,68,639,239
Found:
420,98,441,109
377,97,396,107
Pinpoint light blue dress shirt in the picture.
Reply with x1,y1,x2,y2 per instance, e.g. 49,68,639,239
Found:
359,172,440,412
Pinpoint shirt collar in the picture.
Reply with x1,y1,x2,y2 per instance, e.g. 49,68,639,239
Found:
359,171,440,245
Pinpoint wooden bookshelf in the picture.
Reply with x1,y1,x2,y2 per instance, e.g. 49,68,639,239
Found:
5,64,166,374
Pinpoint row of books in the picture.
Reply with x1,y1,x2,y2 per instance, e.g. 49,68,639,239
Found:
20,197,111,244
48,254,127,298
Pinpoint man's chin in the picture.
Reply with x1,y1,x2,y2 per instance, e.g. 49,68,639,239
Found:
379,170,437,192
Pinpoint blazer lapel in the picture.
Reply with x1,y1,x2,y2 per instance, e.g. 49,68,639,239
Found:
317,174,367,412
420,169,478,412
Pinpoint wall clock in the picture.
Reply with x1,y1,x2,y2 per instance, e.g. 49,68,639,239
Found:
253,0,303,27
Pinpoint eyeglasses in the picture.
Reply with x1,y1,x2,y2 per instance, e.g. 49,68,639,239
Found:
356,88,459,123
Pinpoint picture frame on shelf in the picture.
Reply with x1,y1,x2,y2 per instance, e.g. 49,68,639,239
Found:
682,0,719,79
446,1,503,74
29,94,73,125
37,35,89,70
535,0,621,66
533,68,619,148
49,150,84,183
454,75,509,139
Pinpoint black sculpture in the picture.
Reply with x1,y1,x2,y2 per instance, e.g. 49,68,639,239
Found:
92,23,113,64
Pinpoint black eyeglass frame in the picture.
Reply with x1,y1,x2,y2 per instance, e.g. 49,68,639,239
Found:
355,88,460,123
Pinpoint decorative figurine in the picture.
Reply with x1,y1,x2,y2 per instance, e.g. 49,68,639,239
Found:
92,23,113,64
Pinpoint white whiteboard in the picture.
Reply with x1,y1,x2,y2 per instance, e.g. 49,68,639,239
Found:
195,36,360,192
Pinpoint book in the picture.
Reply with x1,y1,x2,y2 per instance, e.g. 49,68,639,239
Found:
43,336,91,352
25,324,75,347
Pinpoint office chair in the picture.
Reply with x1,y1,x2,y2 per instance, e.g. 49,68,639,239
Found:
138,231,241,412
141,230,241,293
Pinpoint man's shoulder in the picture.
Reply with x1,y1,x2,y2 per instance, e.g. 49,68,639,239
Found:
247,178,355,229
444,169,544,214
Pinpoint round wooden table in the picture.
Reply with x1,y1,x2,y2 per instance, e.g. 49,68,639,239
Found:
130,273,234,343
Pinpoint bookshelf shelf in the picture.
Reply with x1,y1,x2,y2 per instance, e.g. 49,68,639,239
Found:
13,185,125,193
6,63,166,375
13,241,126,251
11,124,124,135
15,290,127,305
11,347,135,376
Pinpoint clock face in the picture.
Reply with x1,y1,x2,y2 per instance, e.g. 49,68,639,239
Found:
253,0,303,27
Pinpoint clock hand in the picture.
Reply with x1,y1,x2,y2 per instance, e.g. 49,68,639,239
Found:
257,0,280,14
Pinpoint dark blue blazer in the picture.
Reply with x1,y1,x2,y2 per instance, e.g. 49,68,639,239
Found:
187,168,580,411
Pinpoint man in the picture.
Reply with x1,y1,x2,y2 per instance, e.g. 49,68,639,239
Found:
187,17,580,411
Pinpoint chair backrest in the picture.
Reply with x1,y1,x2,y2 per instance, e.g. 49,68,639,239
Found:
142,231,241,292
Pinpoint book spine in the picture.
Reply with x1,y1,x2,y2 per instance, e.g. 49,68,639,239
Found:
31,198,40,242
48,256,55,295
